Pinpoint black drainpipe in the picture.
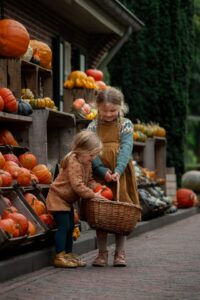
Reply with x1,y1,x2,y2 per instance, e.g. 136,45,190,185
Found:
98,26,132,71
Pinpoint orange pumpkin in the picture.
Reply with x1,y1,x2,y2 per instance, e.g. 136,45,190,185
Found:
0,19,30,58
0,152,6,169
3,211,29,236
3,161,20,178
176,188,198,208
24,193,46,216
0,96,4,111
27,221,37,236
30,172,39,183
29,40,52,69
3,153,19,164
0,129,19,146
0,218,20,237
16,167,31,186
0,170,12,186
0,88,18,113
18,152,37,170
72,98,85,110
31,164,52,184
95,80,107,90
39,213,56,228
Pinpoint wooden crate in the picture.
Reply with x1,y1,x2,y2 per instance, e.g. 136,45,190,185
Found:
63,88,96,113
0,59,21,97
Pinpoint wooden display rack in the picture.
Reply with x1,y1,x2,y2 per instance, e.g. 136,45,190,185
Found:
133,137,166,181
63,88,96,113
0,58,21,97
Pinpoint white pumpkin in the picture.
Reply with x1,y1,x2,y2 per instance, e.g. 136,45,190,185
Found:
22,45,33,62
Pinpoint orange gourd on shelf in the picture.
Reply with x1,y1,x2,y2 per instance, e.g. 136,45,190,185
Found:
0,88,18,113
0,129,19,146
0,19,30,58
31,164,52,184
29,40,52,69
18,153,37,170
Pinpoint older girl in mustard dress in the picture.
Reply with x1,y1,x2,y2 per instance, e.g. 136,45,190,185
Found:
88,87,141,267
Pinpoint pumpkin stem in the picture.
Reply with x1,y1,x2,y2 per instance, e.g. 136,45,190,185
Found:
0,0,4,19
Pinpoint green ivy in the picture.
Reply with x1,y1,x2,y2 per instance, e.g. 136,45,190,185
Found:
108,0,194,185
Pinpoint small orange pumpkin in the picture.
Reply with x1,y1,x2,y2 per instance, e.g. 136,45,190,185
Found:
24,193,46,216
27,221,37,236
72,98,85,110
3,161,20,178
31,164,52,184
0,19,30,58
3,153,19,164
176,188,198,208
16,167,31,186
29,40,52,69
0,129,19,146
18,152,37,170
0,152,5,169
0,170,12,186
0,96,4,111
0,88,18,113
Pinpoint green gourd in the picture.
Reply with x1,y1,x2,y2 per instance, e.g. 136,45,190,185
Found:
17,99,33,116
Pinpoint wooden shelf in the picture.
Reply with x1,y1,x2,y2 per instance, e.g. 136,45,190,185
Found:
134,141,146,147
21,60,52,74
0,112,32,123
154,137,166,143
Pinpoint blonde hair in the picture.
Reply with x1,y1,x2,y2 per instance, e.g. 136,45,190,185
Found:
95,86,129,116
61,130,102,169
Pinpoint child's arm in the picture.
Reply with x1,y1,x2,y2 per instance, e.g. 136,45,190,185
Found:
92,156,110,178
88,120,110,179
68,159,96,199
114,118,133,176
68,158,106,199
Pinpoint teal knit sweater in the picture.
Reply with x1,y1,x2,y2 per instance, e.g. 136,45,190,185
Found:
88,118,133,178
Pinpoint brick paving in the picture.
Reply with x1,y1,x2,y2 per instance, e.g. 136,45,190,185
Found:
0,214,200,300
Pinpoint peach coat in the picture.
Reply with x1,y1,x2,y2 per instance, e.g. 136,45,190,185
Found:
46,153,98,212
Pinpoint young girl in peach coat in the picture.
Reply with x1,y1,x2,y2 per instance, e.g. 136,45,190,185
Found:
46,130,104,268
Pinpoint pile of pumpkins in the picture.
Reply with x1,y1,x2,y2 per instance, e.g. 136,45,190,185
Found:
21,88,57,110
0,87,33,116
0,18,52,69
0,150,52,187
64,69,107,90
0,196,39,237
133,121,166,142
72,98,97,120
0,129,52,187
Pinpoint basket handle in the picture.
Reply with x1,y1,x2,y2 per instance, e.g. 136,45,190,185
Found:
116,178,120,202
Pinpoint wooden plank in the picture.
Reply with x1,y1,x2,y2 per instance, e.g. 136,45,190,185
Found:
7,59,21,98
0,59,7,87
143,138,155,171
63,88,96,113
0,111,32,123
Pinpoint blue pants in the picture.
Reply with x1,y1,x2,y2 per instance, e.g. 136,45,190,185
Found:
53,210,74,254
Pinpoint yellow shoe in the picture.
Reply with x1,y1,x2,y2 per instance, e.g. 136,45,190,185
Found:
65,253,87,267
53,251,77,268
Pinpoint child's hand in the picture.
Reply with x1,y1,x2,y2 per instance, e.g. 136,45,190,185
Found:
105,170,112,182
111,172,120,181
94,191,107,199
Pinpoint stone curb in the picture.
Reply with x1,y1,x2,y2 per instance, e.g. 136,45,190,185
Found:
0,206,199,282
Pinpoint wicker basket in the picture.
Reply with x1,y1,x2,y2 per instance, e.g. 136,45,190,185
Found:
85,180,141,235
